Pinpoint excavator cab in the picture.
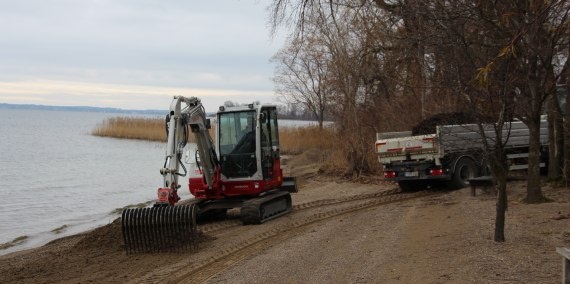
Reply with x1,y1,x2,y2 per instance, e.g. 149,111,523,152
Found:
218,109,258,178
217,105,280,182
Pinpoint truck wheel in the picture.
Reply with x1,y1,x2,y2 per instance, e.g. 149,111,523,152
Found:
398,180,428,192
451,158,477,189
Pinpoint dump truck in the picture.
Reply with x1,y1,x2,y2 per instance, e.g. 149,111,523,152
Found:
375,119,548,191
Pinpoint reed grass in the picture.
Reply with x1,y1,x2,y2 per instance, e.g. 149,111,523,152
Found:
278,126,335,155
91,117,365,175
92,116,167,142
92,117,335,152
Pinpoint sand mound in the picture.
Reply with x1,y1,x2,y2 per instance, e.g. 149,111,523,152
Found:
73,219,124,252
283,148,326,184
286,148,325,169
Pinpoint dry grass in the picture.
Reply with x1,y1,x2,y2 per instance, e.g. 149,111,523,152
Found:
93,117,336,152
91,117,167,142
92,116,215,142
91,117,368,176
278,126,335,155
278,126,380,177
281,126,383,176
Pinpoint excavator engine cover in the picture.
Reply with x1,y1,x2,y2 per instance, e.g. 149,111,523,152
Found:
121,204,198,253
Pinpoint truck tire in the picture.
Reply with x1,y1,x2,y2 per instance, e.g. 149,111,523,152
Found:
450,158,477,189
398,180,428,192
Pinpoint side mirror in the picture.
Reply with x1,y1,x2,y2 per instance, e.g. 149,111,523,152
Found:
260,113,267,123
206,118,211,129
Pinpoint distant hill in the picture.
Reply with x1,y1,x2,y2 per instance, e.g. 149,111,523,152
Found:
0,103,167,115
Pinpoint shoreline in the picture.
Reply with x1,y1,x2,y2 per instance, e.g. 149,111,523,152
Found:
1,175,568,283
0,212,119,257
1,150,568,283
0,198,171,257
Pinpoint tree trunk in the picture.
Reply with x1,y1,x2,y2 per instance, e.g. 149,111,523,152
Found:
565,92,570,182
564,58,570,183
547,93,563,180
565,85,570,182
526,117,545,203
492,116,509,242
494,167,508,242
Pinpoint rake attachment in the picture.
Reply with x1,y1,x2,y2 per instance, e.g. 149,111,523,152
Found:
121,204,198,253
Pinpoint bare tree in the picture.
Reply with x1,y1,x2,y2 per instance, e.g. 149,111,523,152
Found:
422,0,517,241
272,33,331,128
271,1,382,175
267,0,570,242
497,1,570,203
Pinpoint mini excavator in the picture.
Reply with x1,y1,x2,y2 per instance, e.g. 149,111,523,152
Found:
122,96,297,253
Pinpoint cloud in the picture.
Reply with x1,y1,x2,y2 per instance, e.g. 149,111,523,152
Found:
0,80,280,112
0,0,286,109
193,73,224,84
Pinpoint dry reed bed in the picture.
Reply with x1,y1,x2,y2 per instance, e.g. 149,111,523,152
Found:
278,126,335,155
91,117,335,156
92,117,167,142
91,117,381,175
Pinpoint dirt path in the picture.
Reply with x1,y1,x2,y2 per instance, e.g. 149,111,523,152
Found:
203,184,569,284
0,151,569,283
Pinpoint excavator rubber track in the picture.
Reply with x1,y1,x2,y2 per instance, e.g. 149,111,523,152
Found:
122,203,198,253
240,191,292,225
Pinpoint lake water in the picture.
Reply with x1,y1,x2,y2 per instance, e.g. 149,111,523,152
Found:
0,109,321,255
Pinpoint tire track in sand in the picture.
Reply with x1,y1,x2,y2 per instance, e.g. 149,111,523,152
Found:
129,189,437,283
197,188,400,234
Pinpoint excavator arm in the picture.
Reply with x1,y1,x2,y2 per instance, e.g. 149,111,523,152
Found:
158,96,219,205
123,96,216,253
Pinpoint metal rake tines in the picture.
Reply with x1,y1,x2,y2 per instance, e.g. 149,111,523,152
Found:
121,204,198,254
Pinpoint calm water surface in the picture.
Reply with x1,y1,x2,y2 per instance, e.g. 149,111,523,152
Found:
0,109,322,255
0,109,172,255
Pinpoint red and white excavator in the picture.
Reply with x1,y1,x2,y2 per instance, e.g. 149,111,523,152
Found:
121,96,296,253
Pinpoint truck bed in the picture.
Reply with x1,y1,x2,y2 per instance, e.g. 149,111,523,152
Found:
438,120,548,154
376,120,548,164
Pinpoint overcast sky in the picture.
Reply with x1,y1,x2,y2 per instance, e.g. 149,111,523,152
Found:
0,0,286,112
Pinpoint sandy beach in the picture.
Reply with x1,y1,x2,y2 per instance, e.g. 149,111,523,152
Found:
1,150,569,283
